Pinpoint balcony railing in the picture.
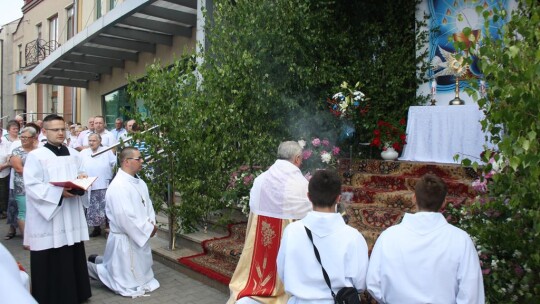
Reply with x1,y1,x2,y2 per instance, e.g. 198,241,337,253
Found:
25,39,60,68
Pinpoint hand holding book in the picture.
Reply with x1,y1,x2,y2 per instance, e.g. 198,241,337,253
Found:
50,176,98,191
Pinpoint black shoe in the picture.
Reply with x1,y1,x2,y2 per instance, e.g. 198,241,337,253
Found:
88,254,98,263
89,227,101,237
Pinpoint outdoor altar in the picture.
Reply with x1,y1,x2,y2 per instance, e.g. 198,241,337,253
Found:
399,104,489,164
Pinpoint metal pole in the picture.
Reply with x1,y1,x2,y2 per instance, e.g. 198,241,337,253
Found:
91,125,159,157
167,150,176,250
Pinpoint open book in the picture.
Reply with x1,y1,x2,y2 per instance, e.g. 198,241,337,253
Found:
50,176,98,191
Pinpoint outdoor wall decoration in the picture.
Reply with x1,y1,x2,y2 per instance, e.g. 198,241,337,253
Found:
428,0,509,93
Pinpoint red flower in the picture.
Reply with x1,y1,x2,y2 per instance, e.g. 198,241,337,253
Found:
371,138,381,147
370,119,407,151
399,118,406,126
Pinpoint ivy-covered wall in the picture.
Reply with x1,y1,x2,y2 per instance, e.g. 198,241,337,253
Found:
128,0,429,231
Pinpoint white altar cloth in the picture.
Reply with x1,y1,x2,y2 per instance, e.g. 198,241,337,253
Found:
399,105,488,164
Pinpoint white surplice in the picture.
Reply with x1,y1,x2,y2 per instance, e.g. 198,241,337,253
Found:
277,211,369,304
23,147,90,250
249,159,312,219
366,212,485,304
89,168,159,297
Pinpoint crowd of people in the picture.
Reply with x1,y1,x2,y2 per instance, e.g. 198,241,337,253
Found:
0,115,485,303
1,114,158,303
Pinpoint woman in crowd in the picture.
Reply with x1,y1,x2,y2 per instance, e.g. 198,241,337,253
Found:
3,120,20,240
3,120,20,143
9,126,38,249
81,133,117,237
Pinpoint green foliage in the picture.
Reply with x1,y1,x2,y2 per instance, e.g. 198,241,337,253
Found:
457,1,540,302
127,0,430,232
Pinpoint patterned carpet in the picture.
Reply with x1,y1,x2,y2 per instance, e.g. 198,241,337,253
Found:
178,222,246,285
178,159,478,287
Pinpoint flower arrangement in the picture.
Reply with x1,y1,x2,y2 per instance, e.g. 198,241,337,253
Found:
298,138,340,175
471,152,504,194
223,165,264,215
370,118,407,152
327,81,369,119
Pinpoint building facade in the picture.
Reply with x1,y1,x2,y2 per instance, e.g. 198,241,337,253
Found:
2,0,204,127
1,18,22,126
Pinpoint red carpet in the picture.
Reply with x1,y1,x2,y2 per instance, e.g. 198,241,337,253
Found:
178,222,246,285
178,159,478,286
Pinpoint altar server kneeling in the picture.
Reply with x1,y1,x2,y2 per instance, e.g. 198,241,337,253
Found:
87,146,160,298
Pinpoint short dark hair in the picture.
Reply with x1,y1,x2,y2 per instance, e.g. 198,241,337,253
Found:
119,146,138,163
308,169,342,208
43,114,64,123
415,174,447,211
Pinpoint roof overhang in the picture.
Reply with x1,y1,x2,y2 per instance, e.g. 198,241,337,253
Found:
25,0,197,88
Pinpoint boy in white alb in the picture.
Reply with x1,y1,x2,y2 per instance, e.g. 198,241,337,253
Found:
366,174,485,304
277,169,369,303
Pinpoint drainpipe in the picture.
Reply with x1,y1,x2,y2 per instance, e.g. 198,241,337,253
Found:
71,0,78,122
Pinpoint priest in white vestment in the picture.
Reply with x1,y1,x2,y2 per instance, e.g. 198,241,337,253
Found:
277,169,369,303
228,141,312,304
366,174,485,304
24,114,92,304
87,146,160,298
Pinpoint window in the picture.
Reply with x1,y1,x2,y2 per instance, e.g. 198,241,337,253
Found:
96,0,102,19
36,23,42,41
51,85,58,113
48,15,58,46
109,0,116,10
66,6,75,39
103,86,149,129
18,44,23,68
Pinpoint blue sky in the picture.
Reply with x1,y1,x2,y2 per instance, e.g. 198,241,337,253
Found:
0,0,24,26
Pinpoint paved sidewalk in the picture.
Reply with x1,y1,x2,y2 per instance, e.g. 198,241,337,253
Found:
1,223,228,304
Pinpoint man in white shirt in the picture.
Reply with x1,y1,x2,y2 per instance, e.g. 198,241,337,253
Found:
111,117,127,141
92,116,116,147
15,115,25,129
87,146,159,297
277,169,369,303
366,174,485,304
24,114,91,303
228,141,312,304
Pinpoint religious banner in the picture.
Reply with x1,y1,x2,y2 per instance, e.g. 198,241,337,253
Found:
428,0,510,94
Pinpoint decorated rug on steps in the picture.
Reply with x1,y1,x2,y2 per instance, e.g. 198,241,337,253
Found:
178,222,246,285
339,159,478,249
178,159,478,285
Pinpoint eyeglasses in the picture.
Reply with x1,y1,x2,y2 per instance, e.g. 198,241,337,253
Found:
127,157,143,162
19,136,33,140
45,128,66,132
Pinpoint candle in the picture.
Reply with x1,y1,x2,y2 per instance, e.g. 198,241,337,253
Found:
480,80,486,97
431,79,437,97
